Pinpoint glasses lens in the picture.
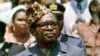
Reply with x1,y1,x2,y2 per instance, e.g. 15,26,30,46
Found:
35,22,59,29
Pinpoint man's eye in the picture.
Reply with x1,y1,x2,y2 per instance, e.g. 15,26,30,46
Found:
50,22,58,26
52,23,58,26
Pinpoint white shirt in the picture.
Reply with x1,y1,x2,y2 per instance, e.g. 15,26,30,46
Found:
62,0,92,35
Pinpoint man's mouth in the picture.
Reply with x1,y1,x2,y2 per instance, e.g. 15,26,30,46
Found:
46,33,54,37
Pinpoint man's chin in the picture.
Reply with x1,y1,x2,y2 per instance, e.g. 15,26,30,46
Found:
44,40,56,45
46,37,56,42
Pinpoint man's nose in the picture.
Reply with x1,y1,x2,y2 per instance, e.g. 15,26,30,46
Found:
46,25,54,30
48,25,53,28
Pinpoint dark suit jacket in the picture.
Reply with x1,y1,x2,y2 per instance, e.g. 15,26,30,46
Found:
15,41,86,56
0,42,25,56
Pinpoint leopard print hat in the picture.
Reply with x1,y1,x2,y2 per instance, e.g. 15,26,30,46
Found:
26,2,51,27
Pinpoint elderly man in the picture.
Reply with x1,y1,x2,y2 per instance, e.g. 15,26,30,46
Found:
15,2,85,56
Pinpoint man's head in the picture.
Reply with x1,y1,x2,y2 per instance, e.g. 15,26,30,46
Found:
45,2,65,31
0,21,6,42
26,2,60,46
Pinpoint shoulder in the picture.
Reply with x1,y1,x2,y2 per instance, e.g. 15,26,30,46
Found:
15,49,32,56
0,42,25,56
60,34,85,48
8,43,25,56
4,33,16,43
15,45,37,56
60,42,81,50
59,42,85,56
60,34,82,43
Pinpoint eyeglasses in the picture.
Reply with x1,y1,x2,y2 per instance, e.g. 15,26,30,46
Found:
35,21,59,29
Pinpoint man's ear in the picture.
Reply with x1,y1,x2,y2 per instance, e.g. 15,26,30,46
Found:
91,5,97,12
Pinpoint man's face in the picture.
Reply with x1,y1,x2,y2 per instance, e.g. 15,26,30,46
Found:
32,13,60,45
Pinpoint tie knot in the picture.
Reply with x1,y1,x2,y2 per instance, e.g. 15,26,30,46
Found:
77,3,81,10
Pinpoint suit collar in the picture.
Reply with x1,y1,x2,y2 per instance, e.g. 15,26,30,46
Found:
24,41,69,55
21,45,41,56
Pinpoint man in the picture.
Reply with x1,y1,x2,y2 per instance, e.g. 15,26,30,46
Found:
45,2,86,52
15,2,85,56
0,19,25,56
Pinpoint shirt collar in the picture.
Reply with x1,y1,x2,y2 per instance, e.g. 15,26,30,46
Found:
71,0,87,14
